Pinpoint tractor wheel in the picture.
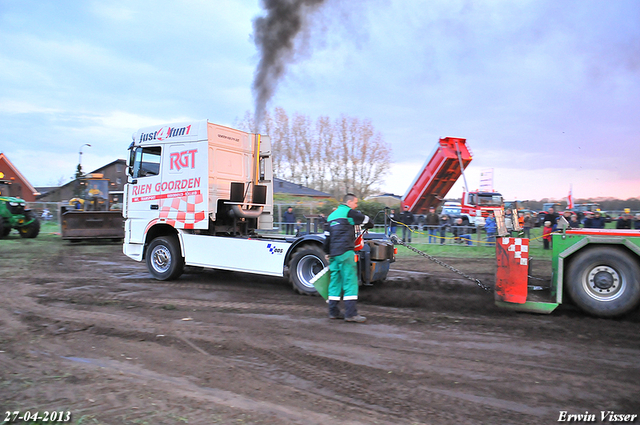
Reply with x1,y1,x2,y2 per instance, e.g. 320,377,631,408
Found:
289,244,327,295
0,216,5,238
146,236,184,281
19,216,40,238
566,247,640,317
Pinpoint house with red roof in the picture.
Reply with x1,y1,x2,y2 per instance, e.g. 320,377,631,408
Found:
0,153,39,202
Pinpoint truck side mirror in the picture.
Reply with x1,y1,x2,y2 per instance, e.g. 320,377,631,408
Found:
127,144,137,177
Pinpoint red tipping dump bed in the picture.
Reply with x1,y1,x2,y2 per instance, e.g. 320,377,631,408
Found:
402,137,471,214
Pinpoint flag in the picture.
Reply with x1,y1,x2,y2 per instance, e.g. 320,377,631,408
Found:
567,185,574,209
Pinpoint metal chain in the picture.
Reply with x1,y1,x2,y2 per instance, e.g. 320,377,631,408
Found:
390,235,492,292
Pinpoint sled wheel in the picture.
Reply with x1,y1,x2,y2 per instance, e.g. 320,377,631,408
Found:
566,247,640,317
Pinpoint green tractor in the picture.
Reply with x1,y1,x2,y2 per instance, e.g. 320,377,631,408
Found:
0,179,40,238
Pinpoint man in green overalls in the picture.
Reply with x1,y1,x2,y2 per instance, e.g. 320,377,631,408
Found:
323,193,373,323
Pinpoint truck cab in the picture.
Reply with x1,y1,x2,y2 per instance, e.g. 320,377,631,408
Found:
460,190,503,226
122,120,395,294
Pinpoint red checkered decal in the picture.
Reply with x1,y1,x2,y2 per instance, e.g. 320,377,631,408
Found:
501,237,529,266
159,193,206,229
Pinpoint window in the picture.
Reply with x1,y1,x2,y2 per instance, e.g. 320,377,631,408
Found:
467,194,477,205
132,147,161,178
478,194,503,206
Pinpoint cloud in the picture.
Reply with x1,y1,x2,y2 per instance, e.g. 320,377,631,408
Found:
0,99,62,115
1,0,638,200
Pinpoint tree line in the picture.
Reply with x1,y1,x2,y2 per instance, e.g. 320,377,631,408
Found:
235,108,391,199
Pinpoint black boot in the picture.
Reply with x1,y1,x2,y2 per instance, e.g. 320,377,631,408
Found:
344,300,366,323
328,300,343,319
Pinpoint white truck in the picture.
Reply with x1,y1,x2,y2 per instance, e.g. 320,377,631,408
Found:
122,120,395,294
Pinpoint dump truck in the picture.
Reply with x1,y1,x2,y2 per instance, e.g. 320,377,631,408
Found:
401,137,503,225
60,174,124,241
122,120,395,294
495,220,640,317
0,178,40,238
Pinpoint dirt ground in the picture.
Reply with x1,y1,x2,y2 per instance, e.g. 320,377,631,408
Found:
1,237,639,425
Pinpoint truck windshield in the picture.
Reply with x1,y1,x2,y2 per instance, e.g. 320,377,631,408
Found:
82,180,109,199
478,194,502,206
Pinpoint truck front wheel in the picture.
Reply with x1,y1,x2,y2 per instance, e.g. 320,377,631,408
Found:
146,236,184,281
566,247,640,317
289,245,327,295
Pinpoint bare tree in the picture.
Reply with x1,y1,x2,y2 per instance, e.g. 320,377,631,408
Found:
234,110,255,133
290,112,315,187
332,114,355,196
315,115,333,193
271,107,289,178
351,119,391,198
236,108,391,198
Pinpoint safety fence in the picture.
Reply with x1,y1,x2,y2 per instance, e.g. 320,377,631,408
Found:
23,202,64,235
388,221,555,247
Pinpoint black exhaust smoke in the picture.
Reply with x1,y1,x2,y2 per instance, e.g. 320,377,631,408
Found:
252,0,326,130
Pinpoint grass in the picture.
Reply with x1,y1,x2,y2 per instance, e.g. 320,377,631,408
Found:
0,230,119,279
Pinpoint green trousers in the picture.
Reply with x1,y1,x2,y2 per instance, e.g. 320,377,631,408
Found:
328,250,358,301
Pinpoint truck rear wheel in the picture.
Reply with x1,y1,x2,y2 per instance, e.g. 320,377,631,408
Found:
19,216,40,238
289,245,327,295
146,236,184,281
566,247,640,317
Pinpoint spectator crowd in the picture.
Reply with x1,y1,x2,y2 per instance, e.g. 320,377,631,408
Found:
388,205,640,248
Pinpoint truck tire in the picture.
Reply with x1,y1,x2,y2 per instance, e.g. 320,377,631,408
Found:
289,244,328,295
566,247,640,317
146,236,184,281
19,216,40,238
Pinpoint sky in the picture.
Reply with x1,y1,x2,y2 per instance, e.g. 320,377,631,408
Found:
1,0,639,202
